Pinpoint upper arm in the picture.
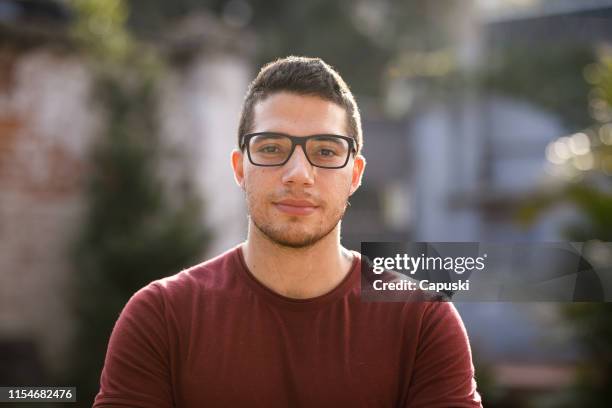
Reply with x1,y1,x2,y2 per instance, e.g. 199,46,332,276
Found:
93,284,174,408
403,302,482,408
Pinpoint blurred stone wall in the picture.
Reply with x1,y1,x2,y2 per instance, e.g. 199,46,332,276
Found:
0,48,97,378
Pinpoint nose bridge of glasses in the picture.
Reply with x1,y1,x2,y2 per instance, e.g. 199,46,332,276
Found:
286,141,313,168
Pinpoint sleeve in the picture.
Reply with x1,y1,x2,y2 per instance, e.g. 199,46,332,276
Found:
93,283,175,407
403,302,483,408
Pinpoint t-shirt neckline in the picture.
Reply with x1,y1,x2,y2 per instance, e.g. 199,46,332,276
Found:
235,244,361,311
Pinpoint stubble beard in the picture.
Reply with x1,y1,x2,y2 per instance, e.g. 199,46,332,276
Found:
246,191,348,249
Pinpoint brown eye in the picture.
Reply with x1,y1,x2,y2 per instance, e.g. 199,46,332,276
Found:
318,148,338,157
259,145,281,154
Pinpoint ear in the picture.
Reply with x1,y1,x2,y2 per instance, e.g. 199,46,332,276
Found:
349,154,366,196
231,149,246,190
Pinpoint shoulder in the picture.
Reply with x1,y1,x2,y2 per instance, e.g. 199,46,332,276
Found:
130,245,242,309
404,302,481,405
409,301,474,374
419,301,467,337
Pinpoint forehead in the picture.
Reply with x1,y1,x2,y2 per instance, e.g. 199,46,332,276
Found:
251,92,348,136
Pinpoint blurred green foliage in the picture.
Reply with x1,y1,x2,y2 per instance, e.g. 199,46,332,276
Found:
563,303,612,407
67,1,209,405
71,0,131,61
518,50,612,407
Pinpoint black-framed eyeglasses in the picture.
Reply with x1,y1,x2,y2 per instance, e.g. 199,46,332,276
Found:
240,132,357,169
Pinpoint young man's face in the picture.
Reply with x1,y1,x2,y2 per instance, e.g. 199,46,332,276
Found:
232,92,365,248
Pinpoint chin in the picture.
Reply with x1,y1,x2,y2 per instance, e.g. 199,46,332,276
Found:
272,237,320,249
265,227,321,248
253,218,337,249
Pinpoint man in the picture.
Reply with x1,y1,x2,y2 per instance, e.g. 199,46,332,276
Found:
93,56,482,407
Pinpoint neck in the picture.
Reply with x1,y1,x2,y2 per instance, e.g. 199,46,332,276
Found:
241,221,354,299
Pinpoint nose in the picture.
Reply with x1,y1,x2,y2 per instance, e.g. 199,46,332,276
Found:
281,146,315,185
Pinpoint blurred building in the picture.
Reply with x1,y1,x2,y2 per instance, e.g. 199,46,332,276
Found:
409,94,568,242
0,0,248,382
342,116,413,250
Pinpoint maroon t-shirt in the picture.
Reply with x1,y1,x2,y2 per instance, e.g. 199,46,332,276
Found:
93,245,482,407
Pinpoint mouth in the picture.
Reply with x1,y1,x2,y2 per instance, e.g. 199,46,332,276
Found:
273,199,319,216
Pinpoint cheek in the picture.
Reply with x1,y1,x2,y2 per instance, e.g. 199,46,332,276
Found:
244,168,273,201
244,166,263,189
324,175,353,204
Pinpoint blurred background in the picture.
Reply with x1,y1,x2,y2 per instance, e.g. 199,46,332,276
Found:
1,0,611,406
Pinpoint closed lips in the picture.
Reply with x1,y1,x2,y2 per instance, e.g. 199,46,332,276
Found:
273,200,319,215
275,200,318,207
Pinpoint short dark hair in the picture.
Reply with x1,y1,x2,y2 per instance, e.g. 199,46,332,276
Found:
237,56,363,153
